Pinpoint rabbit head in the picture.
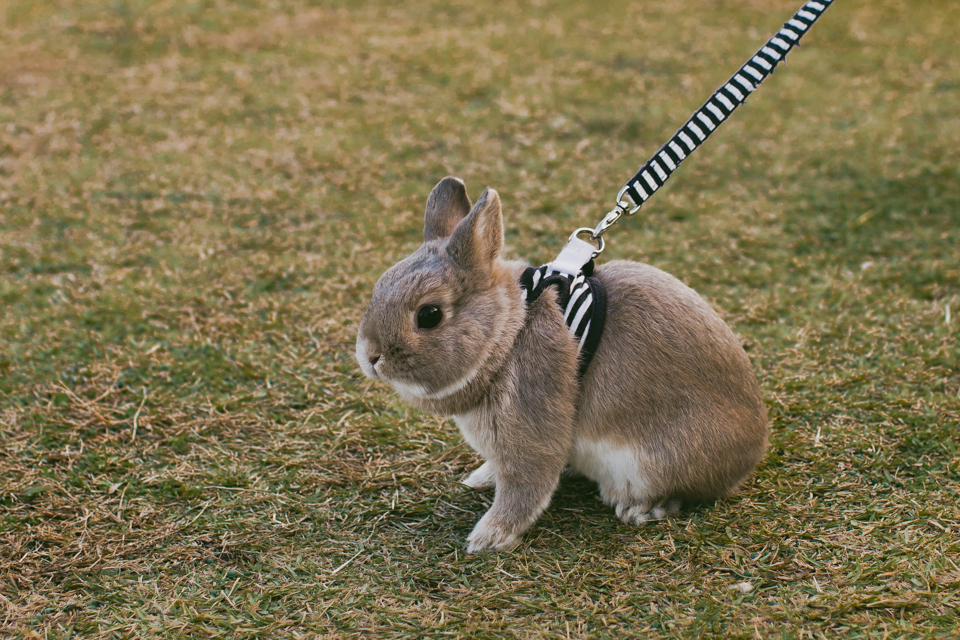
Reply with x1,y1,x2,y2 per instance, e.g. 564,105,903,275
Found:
356,177,526,411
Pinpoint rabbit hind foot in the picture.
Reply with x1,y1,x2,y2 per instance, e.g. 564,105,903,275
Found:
614,498,681,526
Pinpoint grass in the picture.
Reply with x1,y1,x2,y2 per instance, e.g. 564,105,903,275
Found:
0,0,958,637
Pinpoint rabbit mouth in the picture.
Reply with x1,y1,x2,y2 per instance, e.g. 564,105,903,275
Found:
355,335,382,380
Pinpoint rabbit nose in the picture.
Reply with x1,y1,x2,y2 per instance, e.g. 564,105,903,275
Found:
369,354,381,367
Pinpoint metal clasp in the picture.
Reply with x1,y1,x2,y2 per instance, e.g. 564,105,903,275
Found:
615,185,643,215
571,185,645,257
590,205,625,240
587,185,645,244
568,227,605,257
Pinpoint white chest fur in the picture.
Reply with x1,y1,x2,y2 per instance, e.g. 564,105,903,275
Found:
453,408,495,461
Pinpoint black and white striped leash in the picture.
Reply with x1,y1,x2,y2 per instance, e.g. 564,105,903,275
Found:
522,0,835,376
585,0,836,247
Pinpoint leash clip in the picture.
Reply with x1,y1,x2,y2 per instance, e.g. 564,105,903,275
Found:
590,205,626,241
588,186,644,246
615,185,644,216
568,227,605,258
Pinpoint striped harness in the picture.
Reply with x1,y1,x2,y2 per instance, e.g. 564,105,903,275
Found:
519,237,606,379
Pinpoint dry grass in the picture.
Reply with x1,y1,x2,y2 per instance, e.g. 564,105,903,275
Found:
1,0,958,637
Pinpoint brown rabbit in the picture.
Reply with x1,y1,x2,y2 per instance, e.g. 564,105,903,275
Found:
356,177,768,552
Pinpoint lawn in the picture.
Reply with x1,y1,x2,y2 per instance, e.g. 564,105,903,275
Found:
1,0,958,637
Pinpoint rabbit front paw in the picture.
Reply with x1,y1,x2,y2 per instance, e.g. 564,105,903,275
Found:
466,513,521,553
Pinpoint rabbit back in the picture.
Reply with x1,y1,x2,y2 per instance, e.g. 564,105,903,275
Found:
571,260,768,505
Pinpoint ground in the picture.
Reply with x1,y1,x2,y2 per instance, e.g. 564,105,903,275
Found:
0,0,958,637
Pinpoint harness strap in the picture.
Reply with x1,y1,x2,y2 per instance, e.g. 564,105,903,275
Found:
519,239,607,378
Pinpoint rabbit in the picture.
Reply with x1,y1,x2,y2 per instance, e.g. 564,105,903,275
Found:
355,176,769,553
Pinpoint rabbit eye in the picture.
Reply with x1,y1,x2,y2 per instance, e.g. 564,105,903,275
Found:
416,305,442,329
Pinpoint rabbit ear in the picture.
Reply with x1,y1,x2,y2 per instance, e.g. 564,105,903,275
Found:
424,177,472,241
447,187,503,275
